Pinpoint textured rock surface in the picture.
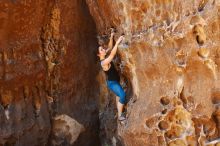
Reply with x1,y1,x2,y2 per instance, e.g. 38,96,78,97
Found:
0,0,100,146
51,114,85,145
86,0,220,145
1,0,220,146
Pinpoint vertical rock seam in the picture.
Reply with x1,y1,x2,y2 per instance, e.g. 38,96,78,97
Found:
0,0,100,146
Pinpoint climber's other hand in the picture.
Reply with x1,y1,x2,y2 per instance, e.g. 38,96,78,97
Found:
117,35,124,43
110,28,115,33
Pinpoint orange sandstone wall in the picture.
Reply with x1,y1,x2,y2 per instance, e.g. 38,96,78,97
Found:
87,0,220,145
0,1,100,146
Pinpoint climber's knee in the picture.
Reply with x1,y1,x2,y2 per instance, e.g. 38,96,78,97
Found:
118,91,126,104
107,80,126,104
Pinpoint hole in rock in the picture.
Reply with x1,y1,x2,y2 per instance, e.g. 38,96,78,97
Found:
160,96,170,106
196,35,204,45
162,109,168,114
193,25,206,46
158,120,169,130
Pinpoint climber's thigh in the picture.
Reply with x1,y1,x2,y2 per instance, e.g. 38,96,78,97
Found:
107,80,126,104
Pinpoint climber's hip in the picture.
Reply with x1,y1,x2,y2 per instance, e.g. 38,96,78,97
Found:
107,80,126,104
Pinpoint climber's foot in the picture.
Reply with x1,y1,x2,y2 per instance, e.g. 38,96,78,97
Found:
118,115,126,121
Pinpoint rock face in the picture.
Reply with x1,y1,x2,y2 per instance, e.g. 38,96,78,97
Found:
51,114,85,145
86,0,220,145
1,0,220,146
0,0,100,146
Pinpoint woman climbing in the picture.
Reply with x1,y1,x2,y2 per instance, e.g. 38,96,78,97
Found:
98,30,126,121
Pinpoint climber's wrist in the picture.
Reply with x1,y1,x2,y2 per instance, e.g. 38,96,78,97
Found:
115,41,120,45
110,32,114,37
110,35,114,41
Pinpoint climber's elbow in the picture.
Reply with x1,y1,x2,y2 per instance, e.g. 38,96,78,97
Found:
103,54,114,65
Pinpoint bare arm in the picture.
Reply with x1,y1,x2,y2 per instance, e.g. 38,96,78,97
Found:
106,32,114,53
101,36,124,65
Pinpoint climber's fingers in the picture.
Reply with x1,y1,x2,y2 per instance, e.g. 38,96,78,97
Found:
117,35,124,43
110,27,116,33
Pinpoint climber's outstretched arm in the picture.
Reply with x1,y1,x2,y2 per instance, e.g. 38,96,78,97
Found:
106,30,115,53
102,36,124,65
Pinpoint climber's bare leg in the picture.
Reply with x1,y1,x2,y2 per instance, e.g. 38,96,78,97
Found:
116,96,124,117
116,96,120,116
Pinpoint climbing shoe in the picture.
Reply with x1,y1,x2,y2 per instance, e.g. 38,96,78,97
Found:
118,115,126,121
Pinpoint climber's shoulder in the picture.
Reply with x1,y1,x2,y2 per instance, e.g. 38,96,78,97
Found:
100,59,107,66
100,60,111,71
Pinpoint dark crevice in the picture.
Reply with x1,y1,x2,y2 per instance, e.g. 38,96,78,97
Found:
198,0,208,12
97,55,134,145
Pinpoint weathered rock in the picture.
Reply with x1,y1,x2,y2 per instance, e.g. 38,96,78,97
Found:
86,0,220,145
51,114,85,145
1,0,220,145
0,0,100,146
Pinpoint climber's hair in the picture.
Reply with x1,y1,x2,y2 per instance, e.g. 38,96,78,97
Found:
97,35,109,47
95,34,111,62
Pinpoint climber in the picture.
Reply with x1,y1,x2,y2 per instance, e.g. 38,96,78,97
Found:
97,30,126,121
